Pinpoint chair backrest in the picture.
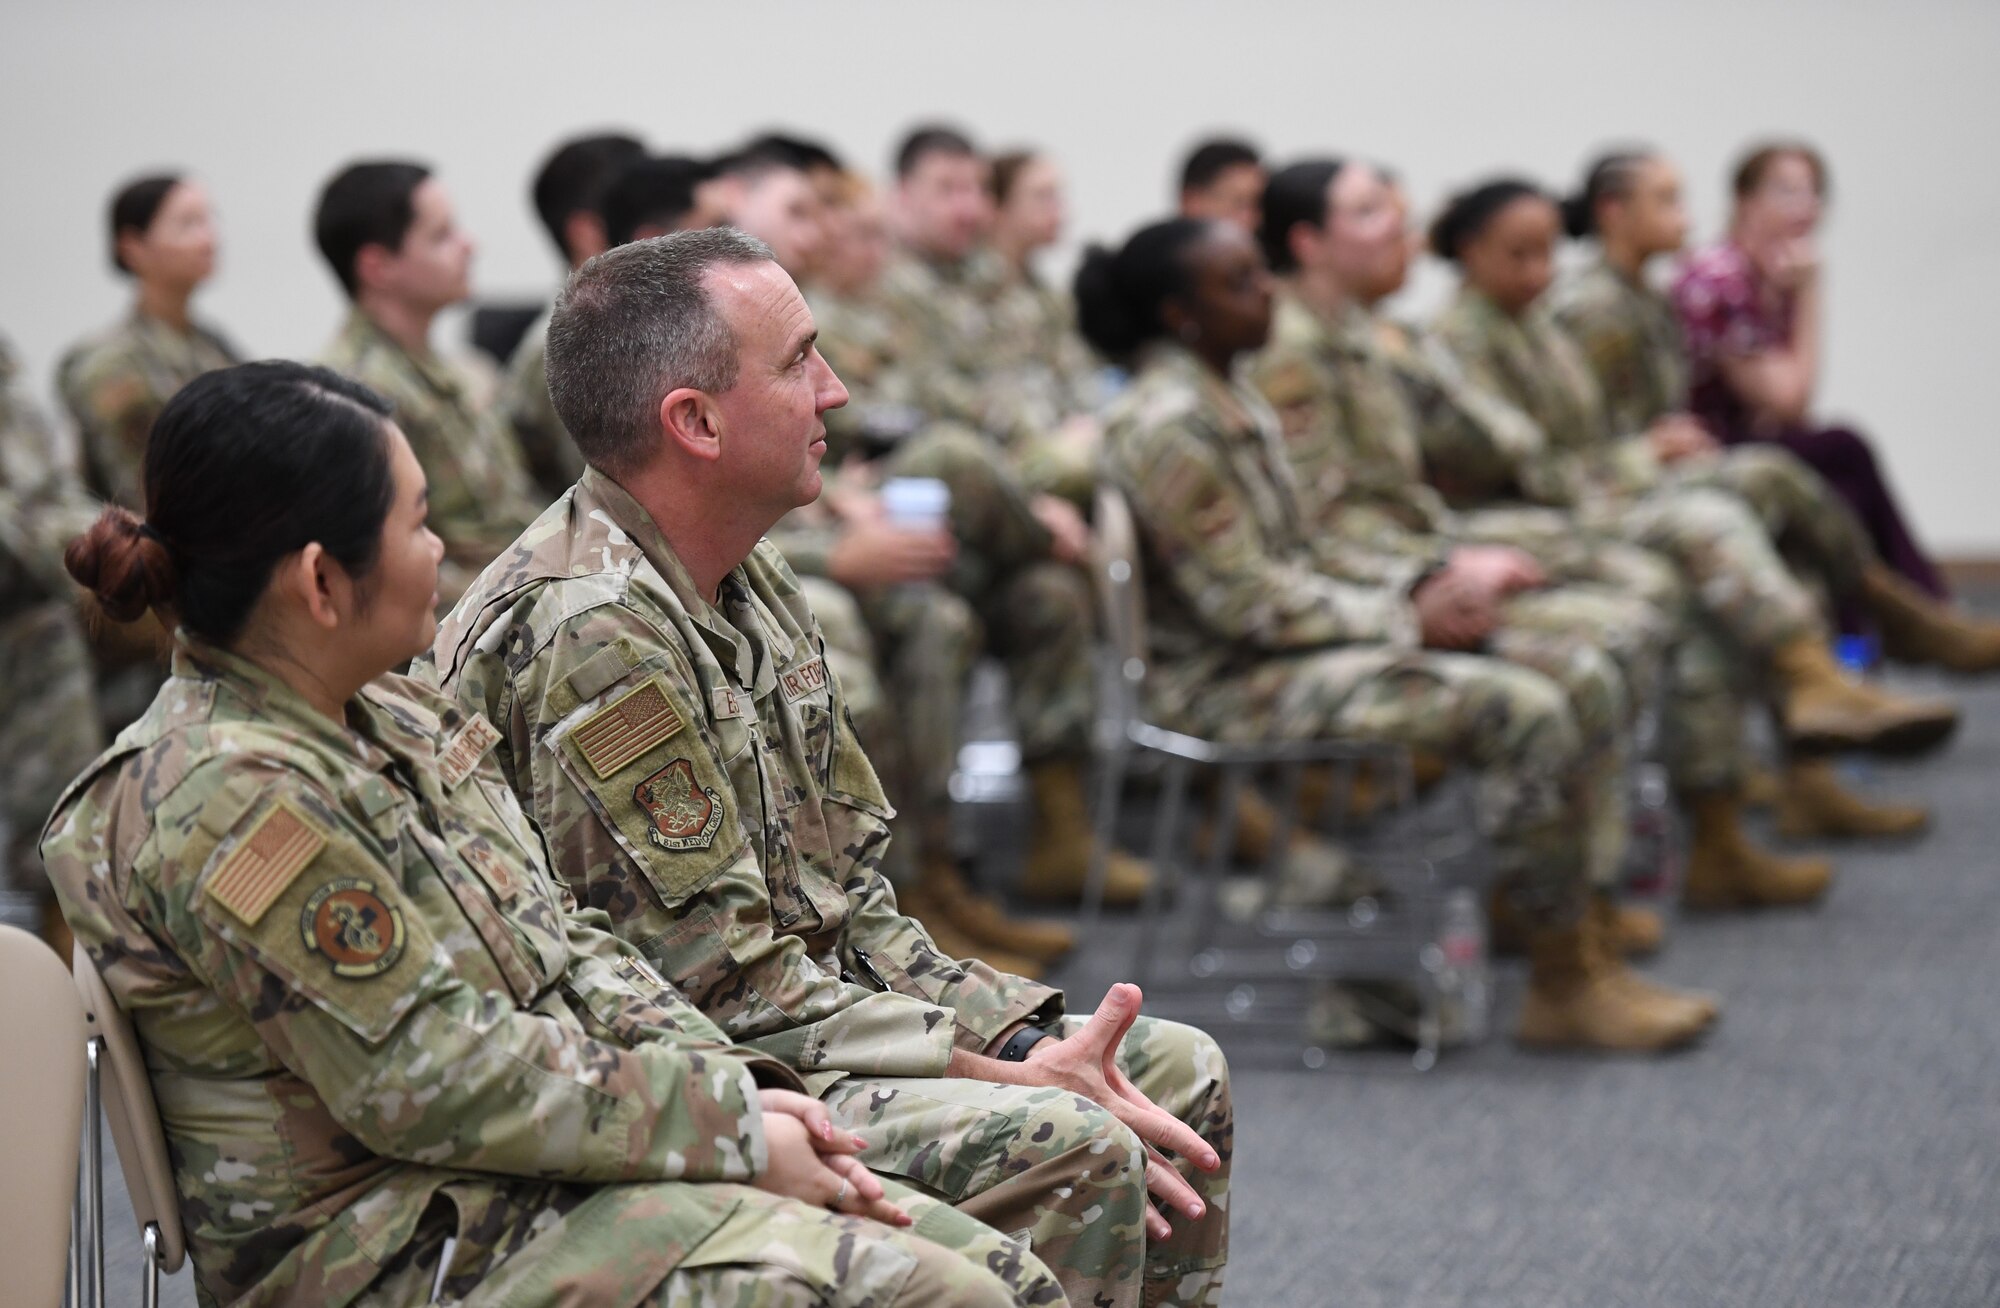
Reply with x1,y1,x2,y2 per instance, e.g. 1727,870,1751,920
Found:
0,923,88,1308
72,943,186,1273
1090,484,1153,725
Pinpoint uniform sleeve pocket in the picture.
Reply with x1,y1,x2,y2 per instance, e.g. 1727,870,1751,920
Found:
548,671,747,910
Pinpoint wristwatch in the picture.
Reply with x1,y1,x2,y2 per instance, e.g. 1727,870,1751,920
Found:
995,1024,1056,1062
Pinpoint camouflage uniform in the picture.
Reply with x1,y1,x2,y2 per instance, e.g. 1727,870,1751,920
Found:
0,334,102,918
873,250,1102,503
423,470,1232,1307
56,309,239,509
1246,295,1665,878
40,639,1053,1308
322,310,544,607
500,310,588,501
1421,290,1839,791
1551,258,1874,601
1101,341,1597,918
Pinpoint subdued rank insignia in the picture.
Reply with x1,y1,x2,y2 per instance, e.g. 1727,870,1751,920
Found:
301,878,406,978
573,677,684,778
204,802,326,927
633,758,724,851
778,656,829,704
438,713,503,789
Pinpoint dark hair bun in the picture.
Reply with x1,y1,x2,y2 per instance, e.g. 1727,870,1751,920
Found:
1072,243,1145,360
65,506,177,623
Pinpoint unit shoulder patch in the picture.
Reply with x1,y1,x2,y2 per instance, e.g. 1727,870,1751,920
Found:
300,877,406,978
633,758,724,851
202,801,327,927
573,677,686,778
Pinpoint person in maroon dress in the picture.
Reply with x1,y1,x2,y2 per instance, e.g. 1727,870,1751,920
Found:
1673,141,1947,598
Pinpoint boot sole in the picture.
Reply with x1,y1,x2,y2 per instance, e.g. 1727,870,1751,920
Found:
1788,712,1959,758
1775,816,1929,841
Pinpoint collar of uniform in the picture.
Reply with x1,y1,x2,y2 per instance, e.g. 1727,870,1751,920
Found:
340,308,465,403
170,635,397,774
576,467,779,697
1146,339,1261,437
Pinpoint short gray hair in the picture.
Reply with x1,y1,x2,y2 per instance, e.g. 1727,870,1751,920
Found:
545,227,775,475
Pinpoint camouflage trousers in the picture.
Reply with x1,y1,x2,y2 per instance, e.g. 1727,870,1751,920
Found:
1496,584,1668,886
1156,645,1591,922
1463,489,1817,795
1,602,101,900
368,1177,1055,1308
824,1013,1233,1308
885,424,1095,762
1668,444,1873,613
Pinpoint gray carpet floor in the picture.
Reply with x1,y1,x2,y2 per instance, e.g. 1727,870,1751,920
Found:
100,647,2000,1308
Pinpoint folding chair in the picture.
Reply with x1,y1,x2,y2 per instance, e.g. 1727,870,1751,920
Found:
0,925,88,1308
71,943,185,1308
1082,486,1493,1068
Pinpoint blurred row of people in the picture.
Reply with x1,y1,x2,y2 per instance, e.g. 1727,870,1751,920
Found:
8,124,1999,1056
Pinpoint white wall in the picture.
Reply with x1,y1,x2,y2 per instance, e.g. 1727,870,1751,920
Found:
7,0,1998,549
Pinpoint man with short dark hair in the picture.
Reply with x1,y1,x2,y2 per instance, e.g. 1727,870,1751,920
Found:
1178,137,1265,232
315,160,539,605
423,229,1233,1308
504,132,647,497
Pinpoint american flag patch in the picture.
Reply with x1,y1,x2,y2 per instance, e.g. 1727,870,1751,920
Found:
572,677,684,778
203,802,326,926
438,713,503,789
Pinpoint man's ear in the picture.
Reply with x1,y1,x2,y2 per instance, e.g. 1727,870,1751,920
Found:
352,243,395,296
564,211,608,265
659,388,723,463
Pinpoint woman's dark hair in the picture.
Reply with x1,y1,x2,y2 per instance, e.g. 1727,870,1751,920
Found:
1732,139,1830,202
313,160,432,298
1429,178,1548,263
65,361,398,645
1073,217,1212,362
1562,150,1652,239
1257,158,1345,274
988,150,1041,206
108,173,185,275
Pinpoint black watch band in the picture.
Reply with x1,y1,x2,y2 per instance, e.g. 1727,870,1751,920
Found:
995,1025,1055,1062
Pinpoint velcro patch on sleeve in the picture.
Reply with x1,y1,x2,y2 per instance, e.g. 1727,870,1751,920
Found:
778,656,829,704
572,677,685,778
437,712,503,790
203,802,327,927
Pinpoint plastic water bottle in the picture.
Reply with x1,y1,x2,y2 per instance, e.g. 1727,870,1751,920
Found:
1834,633,1879,786
1435,888,1490,1044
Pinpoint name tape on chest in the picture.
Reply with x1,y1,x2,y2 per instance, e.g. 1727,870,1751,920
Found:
437,713,503,790
573,677,685,778
778,656,830,705
711,685,746,721
203,801,328,927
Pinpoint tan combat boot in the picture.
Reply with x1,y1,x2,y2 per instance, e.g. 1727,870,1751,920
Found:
1490,887,1663,959
1864,564,2000,673
897,882,1045,979
1740,763,1783,811
1682,790,1833,910
919,858,1076,963
1516,921,1716,1052
1775,758,1929,840
1017,759,1153,907
1191,784,1283,864
1772,636,1959,756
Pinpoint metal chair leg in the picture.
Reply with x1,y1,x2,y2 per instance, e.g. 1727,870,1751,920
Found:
68,1167,84,1308
1134,757,1193,987
84,1036,105,1308
142,1223,163,1308
1080,740,1132,942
